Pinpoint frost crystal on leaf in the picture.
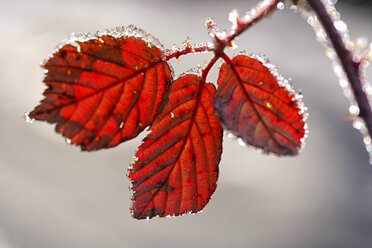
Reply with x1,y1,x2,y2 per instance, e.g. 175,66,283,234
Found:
23,112,35,124
55,25,165,53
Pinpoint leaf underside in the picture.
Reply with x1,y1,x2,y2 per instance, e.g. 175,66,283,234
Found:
29,35,172,151
215,54,306,155
128,73,223,219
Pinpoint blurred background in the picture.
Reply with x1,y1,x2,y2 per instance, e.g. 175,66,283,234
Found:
1,0,372,247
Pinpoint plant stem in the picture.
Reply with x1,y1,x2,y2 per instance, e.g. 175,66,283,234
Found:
224,0,279,45
306,0,372,138
163,42,214,61
164,0,280,61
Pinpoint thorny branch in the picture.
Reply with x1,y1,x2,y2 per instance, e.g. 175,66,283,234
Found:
306,0,372,139
163,0,280,61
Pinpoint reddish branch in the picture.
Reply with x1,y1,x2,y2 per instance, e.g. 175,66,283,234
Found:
163,42,214,60
221,0,280,48
164,0,279,62
306,0,372,138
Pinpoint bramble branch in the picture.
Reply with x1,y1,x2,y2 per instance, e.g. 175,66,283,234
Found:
306,0,372,138
163,42,214,61
163,0,280,62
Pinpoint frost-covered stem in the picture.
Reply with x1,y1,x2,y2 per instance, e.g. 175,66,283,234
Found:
227,0,279,43
216,0,279,49
164,0,279,61
163,42,214,61
307,0,372,138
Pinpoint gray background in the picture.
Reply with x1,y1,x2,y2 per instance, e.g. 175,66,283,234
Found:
1,0,372,247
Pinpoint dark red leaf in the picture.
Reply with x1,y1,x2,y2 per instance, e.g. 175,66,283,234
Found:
28,28,172,150
128,73,223,219
215,54,307,155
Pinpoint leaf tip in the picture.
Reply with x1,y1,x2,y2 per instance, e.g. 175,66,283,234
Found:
24,112,35,124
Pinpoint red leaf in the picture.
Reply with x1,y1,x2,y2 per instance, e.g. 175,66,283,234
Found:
29,28,172,150
128,73,223,219
215,54,307,155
